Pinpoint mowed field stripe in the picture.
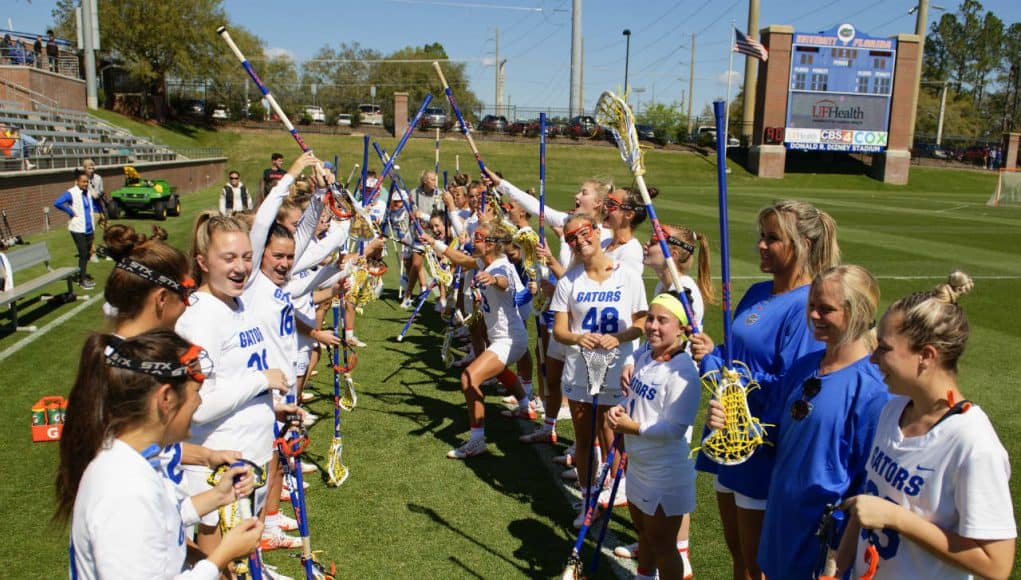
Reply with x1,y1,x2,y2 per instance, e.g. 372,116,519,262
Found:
0,294,102,364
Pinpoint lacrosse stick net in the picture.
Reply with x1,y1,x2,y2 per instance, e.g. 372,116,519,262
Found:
691,361,770,465
582,347,620,397
327,299,351,486
207,461,267,578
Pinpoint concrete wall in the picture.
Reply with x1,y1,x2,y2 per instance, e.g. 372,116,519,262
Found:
0,157,226,237
0,66,87,112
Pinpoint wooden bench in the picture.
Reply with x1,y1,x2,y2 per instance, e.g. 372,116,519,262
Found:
0,243,79,331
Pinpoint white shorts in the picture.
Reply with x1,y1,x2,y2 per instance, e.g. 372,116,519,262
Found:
295,350,311,377
627,473,696,518
184,465,270,526
546,336,568,361
487,335,528,366
713,476,767,511
563,382,625,406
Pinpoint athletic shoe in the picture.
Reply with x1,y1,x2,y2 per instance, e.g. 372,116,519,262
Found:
573,505,602,530
500,395,518,405
301,462,319,474
557,405,572,420
500,405,537,421
553,444,576,466
301,412,319,428
560,467,578,481
597,476,628,508
259,529,302,551
346,335,367,348
399,298,414,310
613,541,639,559
262,563,295,580
90,253,99,263
300,392,316,403
519,428,557,444
276,513,299,532
78,277,96,290
532,397,546,415
446,438,489,459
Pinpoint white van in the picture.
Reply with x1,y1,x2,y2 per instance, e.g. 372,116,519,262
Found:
358,104,383,126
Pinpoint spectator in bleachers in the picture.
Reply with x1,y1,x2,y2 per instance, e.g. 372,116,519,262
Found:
46,30,58,72
33,36,43,69
53,170,97,290
219,170,252,216
261,152,286,205
0,35,27,65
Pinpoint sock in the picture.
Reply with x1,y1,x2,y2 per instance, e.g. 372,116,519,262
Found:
469,426,485,441
265,511,280,532
677,539,689,551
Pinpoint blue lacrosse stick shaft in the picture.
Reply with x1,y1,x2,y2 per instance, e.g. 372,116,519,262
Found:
360,135,370,203
333,300,342,439
363,95,434,207
538,112,547,248
397,281,437,341
712,100,733,365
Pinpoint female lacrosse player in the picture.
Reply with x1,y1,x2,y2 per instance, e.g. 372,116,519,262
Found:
832,272,1016,580
421,221,531,459
602,187,650,273
57,330,262,578
705,265,890,578
614,222,717,571
550,213,648,528
607,293,701,580
690,199,839,580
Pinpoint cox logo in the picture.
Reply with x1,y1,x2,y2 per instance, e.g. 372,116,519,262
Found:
853,131,887,145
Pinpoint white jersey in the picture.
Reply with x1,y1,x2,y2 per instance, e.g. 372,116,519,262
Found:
175,292,274,466
70,439,218,580
605,238,644,275
550,261,648,388
624,349,701,486
243,270,298,389
476,256,527,342
852,397,1016,580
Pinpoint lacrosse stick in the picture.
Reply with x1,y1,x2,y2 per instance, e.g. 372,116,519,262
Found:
691,101,769,465
580,348,620,519
441,266,465,368
217,26,376,237
433,61,490,208
335,294,358,411
562,429,625,580
813,504,845,579
359,135,370,202
207,461,267,580
589,444,629,577
396,279,438,342
360,96,435,208
325,301,351,488
594,91,698,332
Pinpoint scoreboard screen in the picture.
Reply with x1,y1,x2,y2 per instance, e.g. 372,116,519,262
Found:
783,23,897,153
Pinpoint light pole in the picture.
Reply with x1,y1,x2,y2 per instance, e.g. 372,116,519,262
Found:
623,29,632,98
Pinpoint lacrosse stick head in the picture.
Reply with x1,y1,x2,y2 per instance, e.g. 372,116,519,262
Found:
326,189,355,220
325,436,349,487
581,347,620,396
339,375,358,411
561,555,583,580
695,361,769,465
595,91,645,177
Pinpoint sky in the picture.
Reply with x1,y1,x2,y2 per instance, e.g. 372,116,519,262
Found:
6,0,1021,120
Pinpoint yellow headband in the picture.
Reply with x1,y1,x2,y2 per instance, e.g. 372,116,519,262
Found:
650,293,690,327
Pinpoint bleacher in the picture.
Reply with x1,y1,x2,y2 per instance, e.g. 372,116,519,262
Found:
0,98,179,172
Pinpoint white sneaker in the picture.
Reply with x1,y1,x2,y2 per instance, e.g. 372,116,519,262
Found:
301,462,319,474
598,476,628,508
260,529,302,550
346,334,367,348
613,541,639,559
501,395,518,405
263,563,295,580
532,397,545,415
446,437,489,459
300,392,316,403
90,254,99,263
302,412,319,428
399,298,414,310
276,513,299,532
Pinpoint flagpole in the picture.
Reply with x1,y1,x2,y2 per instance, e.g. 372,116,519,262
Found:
725,21,735,152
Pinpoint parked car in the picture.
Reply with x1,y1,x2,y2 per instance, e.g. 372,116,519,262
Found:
509,119,540,136
636,124,658,144
211,105,229,120
912,143,949,160
547,119,568,137
303,105,326,123
480,115,509,133
358,104,383,126
336,113,352,127
567,115,599,138
418,107,451,130
958,145,989,165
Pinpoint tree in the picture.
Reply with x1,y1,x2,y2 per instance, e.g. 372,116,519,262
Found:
301,43,383,120
367,43,480,128
637,102,687,143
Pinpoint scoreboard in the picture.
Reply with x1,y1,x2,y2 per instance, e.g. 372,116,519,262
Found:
781,23,897,153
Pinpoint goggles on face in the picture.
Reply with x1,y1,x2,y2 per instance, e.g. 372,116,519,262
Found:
564,224,594,245
105,343,211,383
116,259,198,305
604,196,638,213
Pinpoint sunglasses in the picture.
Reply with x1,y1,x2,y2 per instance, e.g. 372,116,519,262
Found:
229,176,240,180
790,377,822,420
564,224,594,245
105,343,211,383
116,259,198,305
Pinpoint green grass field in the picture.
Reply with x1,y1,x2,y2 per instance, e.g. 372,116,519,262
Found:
1,117,1018,578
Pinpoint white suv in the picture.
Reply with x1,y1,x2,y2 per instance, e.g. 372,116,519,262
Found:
358,104,383,126
303,105,326,123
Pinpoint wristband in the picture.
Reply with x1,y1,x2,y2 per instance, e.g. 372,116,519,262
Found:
432,240,448,255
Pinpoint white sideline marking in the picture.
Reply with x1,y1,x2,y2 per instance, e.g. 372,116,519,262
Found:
0,294,102,364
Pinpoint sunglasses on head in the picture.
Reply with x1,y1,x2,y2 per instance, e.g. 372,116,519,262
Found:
648,233,695,254
105,343,211,383
564,224,594,245
790,377,822,420
116,259,198,305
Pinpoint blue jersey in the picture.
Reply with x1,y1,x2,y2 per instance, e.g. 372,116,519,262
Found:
695,281,823,498
758,353,890,579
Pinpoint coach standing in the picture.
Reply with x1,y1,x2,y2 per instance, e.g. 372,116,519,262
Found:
53,170,96,289
260,152,286,205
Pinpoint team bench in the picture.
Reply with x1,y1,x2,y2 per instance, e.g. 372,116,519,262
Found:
0,243,79,331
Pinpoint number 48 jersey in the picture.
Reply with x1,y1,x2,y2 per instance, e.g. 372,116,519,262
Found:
550,261,648,388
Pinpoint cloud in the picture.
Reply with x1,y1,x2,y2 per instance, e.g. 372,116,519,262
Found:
264,47,297,62
716,69,742,85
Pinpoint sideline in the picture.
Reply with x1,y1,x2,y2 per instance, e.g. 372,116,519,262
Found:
0,294,102,365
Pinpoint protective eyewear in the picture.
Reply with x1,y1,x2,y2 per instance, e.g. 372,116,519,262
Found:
105,343,211,383
604,196,637,213
790,377,822,420
564,224,594,245
648,233,695,254
116,259,198,305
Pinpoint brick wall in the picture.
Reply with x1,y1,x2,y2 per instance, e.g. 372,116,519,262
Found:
0,66,86,111
0,158,226,237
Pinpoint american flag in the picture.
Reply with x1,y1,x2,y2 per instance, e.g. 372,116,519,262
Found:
734,28,768,62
